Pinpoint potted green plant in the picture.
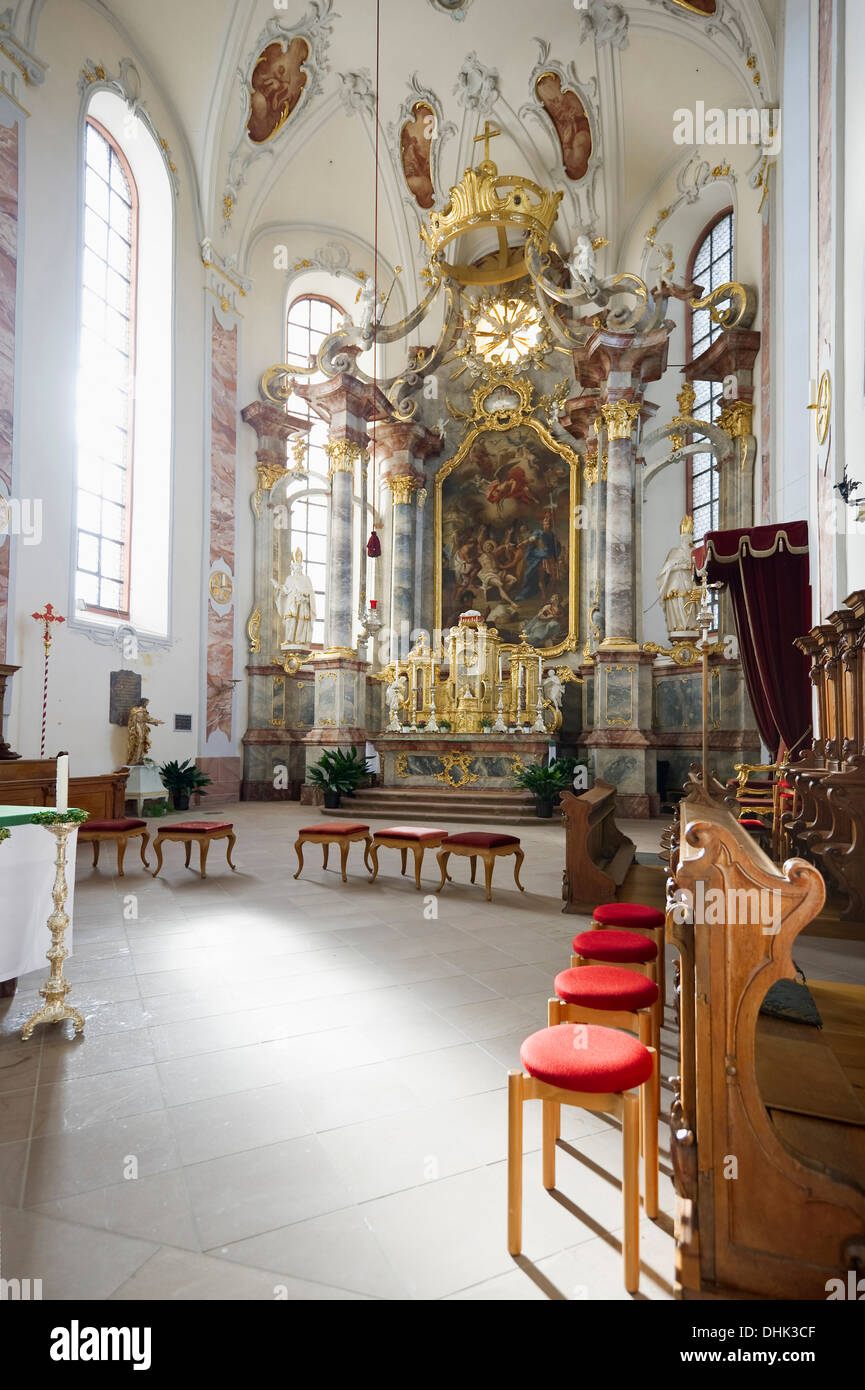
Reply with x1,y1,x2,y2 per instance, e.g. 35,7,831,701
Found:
158,759,212,812
438,719,451,731
479,716,493,731
513,757,577,819
306,746,371,809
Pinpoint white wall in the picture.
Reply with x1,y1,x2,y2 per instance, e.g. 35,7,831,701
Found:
5,0,205,774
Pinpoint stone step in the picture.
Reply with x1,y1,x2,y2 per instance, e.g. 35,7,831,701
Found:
322,787,558,826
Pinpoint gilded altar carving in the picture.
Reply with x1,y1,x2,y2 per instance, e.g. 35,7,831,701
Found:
247,606,261,655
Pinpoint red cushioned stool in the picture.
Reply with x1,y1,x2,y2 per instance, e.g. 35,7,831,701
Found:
78,818,150,876
435,831,525,903
368,826,446,890
293,821,372,884
549,966,661,1134
592,902,667,1014
508,1023,658,1292
571,929,660,1048
152,821,236,879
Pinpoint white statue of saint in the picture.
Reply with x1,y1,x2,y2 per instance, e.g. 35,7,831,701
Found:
657,516,699,639
650,241,676,287
542,669,565,713
355,275,379,338
568,234,598,293
272,549,316,649
385,672,408,725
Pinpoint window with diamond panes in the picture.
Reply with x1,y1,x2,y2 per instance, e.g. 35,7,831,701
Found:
76,119,137,616
284,296,347,646
687,210,734,547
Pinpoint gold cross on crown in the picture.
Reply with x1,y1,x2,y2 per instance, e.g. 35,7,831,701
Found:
473,119,501,163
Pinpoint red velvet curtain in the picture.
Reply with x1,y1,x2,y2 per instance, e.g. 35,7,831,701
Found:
692,522,812,759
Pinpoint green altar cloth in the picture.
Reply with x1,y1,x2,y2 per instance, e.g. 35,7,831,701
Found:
0,807,85,827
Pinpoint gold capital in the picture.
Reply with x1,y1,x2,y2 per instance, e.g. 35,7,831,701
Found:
601,400,641,441
325,439,367,478
386,475,422,505
717,400,753,439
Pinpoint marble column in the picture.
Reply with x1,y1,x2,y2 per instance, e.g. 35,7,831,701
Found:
601,399,642,645
372,420,441,660
324,439,362,653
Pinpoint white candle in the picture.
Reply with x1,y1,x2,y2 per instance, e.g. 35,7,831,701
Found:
538,656,543,685
498,655,503,683
56,754,69,814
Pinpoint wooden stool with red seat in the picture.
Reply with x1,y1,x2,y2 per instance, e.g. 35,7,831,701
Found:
152,821,236,879
78,817,150,876
293,821,373,883
508,1023,658,1292
435,831,524,903
367,826,446,890
570,929,660,1049
591,903,667,1010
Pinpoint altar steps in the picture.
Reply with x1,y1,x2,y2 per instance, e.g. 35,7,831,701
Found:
323,787,553,826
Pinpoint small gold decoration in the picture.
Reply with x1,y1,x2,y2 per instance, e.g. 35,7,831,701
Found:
642,638,725,666
253,462,289,518
434,752,480,789
395,754,410,778
677,382,696,417
386,474,422,505
325,439,366,477
601,400,641,441
247,607,261,655
717,400,753,439
689,281,755,331
416,487,428,510
209,571,233,605
814,370,831,445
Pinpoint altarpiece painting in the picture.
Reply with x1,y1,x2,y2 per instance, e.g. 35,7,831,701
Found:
436,420,579,653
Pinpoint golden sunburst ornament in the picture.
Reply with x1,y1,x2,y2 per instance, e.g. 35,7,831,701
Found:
470,297,545,367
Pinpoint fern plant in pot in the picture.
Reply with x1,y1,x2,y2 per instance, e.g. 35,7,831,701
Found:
306,746,371,809
513,757,577,819
159,759,212,812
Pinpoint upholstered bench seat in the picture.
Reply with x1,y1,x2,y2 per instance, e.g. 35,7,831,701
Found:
78,817,150,876
572,928,657,963
436,830,524,902
554,964,658,1013
152,821,236,879
369,826,446,890
294,822,372,883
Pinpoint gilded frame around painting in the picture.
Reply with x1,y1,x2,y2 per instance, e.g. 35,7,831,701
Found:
434,390,580,658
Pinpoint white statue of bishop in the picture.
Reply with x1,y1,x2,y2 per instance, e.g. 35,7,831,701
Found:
273,549,316,649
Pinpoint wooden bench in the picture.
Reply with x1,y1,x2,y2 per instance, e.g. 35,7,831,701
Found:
560,779,636,915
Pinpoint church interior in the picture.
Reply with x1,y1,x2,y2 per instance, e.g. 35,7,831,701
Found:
1,0,864,1317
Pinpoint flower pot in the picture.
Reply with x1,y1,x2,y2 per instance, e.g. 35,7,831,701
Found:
535,798,554,819
172,793,190,811
323,790,341,809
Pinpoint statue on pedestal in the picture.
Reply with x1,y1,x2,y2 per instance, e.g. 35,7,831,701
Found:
657,515,700,639
126,699,164,766
385,671,408,729
273,550,316,649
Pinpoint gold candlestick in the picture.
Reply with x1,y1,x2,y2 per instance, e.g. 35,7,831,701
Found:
21,821,84,1040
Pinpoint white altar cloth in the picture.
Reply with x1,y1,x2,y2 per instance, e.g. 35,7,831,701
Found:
0,822,77,980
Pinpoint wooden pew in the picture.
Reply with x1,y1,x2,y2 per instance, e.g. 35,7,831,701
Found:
560,779,636,914
669,787,865,1299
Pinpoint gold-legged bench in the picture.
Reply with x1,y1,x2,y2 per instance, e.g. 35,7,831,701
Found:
78,817,150,876
435,831,525,903
152,821,237,879
293,821,372,883
368,826,446,890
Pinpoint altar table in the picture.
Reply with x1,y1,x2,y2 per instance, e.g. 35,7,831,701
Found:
0,806,78,990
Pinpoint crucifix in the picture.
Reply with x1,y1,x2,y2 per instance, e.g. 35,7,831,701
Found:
31,602,65,757
473,119,501,164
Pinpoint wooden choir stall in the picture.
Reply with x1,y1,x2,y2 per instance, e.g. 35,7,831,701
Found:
666,787,865,1299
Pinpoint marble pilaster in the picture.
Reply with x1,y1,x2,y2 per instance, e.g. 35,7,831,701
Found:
0,116,19,665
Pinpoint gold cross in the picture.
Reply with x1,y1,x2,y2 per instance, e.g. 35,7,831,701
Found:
473,119,501,163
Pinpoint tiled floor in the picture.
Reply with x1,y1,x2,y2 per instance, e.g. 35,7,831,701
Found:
0,804,859,1301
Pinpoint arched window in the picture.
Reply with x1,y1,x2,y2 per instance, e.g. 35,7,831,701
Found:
75,92,174,639
76,118,138,616
686,208,734,543
283,292,375,649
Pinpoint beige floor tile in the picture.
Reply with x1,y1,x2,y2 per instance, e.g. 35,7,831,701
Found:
0,1204,158,1299
34,1168,201,1250
31,1065,164,1136
108,1245,371,1300
167,1081,311,1165
24,1110,180,1206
